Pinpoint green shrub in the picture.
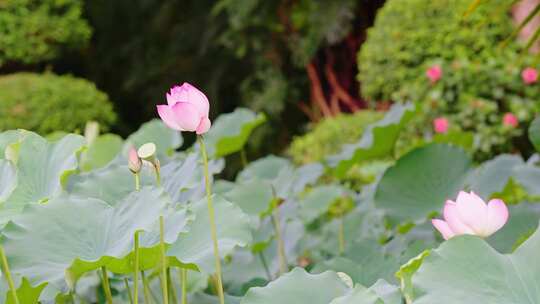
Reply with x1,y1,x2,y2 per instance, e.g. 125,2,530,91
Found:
288,110,383,164
0,0,92,65
358,0,540,159
0,73,116,134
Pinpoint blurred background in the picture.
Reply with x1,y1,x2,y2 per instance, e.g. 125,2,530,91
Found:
1,0,540,163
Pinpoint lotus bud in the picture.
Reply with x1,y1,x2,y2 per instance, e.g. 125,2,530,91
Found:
128,147,142,174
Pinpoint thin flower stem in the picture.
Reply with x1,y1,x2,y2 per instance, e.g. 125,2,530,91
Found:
180,268,188,304
167,268,178,304
258,251,272,281
338,217,345,255
124,278,134,304
159,216,169,304
141,271,152,304
197,136,225,304
134,173,140,191
271,209,287,275
240,149,248,168
0,246,19,304
101,266,113,304
133,231,140,304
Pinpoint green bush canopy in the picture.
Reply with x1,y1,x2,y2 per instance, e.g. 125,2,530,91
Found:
0,0,91,66
0,73,116,134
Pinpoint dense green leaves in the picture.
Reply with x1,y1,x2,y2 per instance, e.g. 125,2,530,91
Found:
529,116,540,152
375,144,471,224
328,103,415,178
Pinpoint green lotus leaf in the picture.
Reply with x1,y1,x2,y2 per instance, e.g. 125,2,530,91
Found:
0,132,85,225
222,180,273,217
327,103,415,178
406,225,540,303
466,154,524,199
375,144,472,224
298,184,346,224
0,130,25,160
0,160,16,202
168,195,252,274
487,204,540,253
80,133,123,171
240,267,348,304
329,284,385,304
203,108,266,158
124,119,182,158
0,277,47,304
1,187,192,296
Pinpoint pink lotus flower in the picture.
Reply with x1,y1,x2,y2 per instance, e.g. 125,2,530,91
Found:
157,82,211,134
521,67,538,84
503,113,518,127
128,146,142,173
433,117,449,134
426,65,442,83
432,191,509,240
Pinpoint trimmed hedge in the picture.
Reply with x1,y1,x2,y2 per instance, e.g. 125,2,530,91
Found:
0,73,116,134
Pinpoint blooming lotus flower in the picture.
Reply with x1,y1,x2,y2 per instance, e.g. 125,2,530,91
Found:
157,82,211,134
432,191,509,240
426,65,442,83
433,117,449,134
521,67,538,84
503,112,518,127
128,147,142,174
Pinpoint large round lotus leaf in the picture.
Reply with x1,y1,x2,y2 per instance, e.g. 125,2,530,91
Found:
0,130,24,159
487,204,540,253
409,223,540,303
375,144,471,224
0,132,85,225
240,268,348,304
124,119,182,159
202,108,266,158
222,180,273,217
80,133,123,171
327,103,415,178
1,187,192,295
168,195,252,274
329,285,384,304
466,154,524,199
0,160,16,202
298,184,346,224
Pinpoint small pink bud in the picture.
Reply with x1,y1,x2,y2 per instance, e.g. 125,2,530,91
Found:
521,67,538,84
432,191,508,240
503,113,518,128
433,117,449,134
128,147,142,174
426,65,442,83
156,82,212,134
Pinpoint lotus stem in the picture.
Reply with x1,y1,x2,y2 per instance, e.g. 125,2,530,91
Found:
133,231,140,304
240,149,248,168
134,173,140,191
197,136,225,304
100,266,113,304
124,278,134,304
180,268,188,304
271,209,287,275
167,268,178,303
0,246,19,304
141,271,152,304
258,251,272,281
159,216,169,304
338,217,345,255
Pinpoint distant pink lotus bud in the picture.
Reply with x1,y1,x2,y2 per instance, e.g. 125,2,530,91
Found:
433,117,449,134
521,67,538,84
426,65,442,83
432,191,508,240
503,113,518,127
157,82,211,134
128,147,142,173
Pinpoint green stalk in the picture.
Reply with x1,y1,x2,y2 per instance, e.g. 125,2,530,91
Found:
159,216,169,304
258,251,272,281
0,246,19,304
338,217,345,255
101,266,113,304
124,278,134,304
180,269,188,304
141,271,152,304
134,173,140,191
167,268,178,304
133,231,140,304
271,209,287,275
240,149,248,168
197,136,225,304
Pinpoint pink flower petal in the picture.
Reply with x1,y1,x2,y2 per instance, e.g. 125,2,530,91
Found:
182,82,209,117
485,199,509,236
196,117,211,135
443,200,474,235
432,219,455,240
455,191,488,235
171,101,201,131
157,105,182,131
